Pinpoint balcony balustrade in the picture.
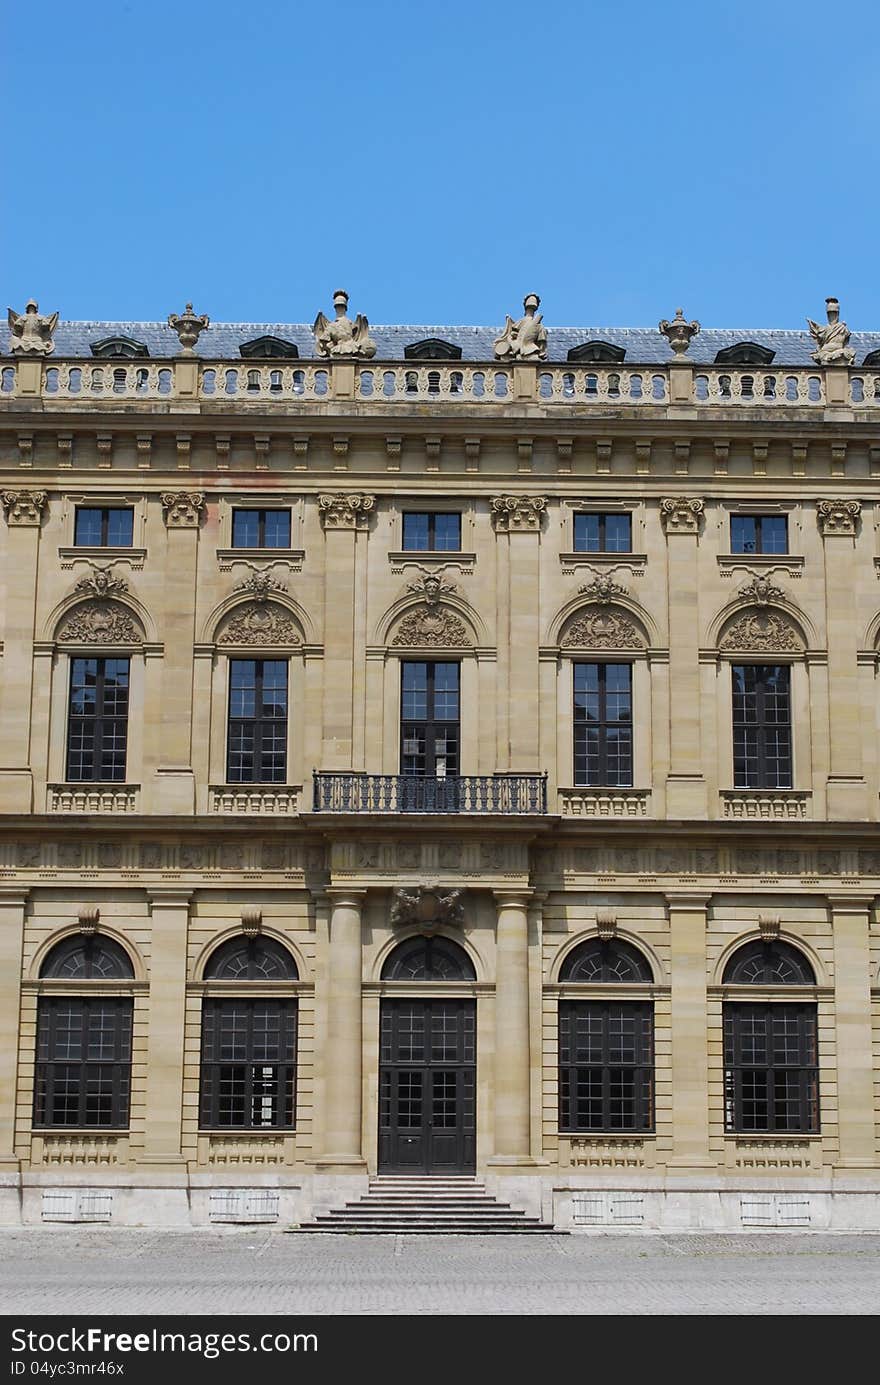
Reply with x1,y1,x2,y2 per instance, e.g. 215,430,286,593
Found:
313,772,547,814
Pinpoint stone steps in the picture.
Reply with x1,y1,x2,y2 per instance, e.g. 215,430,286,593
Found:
295,1176,560,1235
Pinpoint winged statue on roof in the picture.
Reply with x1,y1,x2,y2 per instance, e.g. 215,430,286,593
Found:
7,300,58,356
312,289,377,359
493,292,548,360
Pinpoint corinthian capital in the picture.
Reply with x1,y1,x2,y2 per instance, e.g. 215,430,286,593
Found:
660,497,704,534
816,498,860,536
1,489,47,526
317,493,376,529
490,495,547,532
161,491,205,528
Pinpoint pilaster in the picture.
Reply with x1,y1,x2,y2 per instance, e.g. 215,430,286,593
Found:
666,891,713,1168
489,889,534,1165
141,889,192,1169
828,893,877,1168
153,492,204,812
0,890,28,1169
0,491,46,811
661,498,708,816
314,888,367,1169
818,500,867,818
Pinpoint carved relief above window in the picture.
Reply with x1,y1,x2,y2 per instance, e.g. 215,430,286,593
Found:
217,602,301,647
719,609,804,653
391,607,471,648
56,600,143,646
561,605,645,650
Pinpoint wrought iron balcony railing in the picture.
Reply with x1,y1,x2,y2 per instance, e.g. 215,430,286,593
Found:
313,772,547,814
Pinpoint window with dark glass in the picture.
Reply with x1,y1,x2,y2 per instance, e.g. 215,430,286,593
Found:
400,662,459,777
573,663,632,787
227,660,288,783
231,509,291,548
199,936,298,1131
732,664,791,789
573,512,632,553
730,514,788,555
401,512,461,551
74,507,134,547
34,936,134,1130
558,938,654,1134
66,658,129,782
723,940,818,1134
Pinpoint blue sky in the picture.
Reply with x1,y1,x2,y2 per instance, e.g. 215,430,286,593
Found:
5,1,879,329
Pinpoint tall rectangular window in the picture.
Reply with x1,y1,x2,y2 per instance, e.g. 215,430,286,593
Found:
34,997,132,1129
730,514,788,555
74,507,134,547
231,509,291,548
402,512,461,551
732,664,792,788
559,1001,654,1132
723,1003,818,1133
573,512,632,553
573,663,633,787
199,999,297,1129
400,662,460,777
66,658,129,782
227,660,288,782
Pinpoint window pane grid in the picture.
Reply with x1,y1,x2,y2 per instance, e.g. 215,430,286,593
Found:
400,662,460,777
66,658,129,782
231,509,291,548
573,512,632,553
74,508,134,547
573,663,632,787
732,664,792,789
200,999,297,1130
227,660,288,782
559,1002,654,1132
402,512,462,552
34,998,132,1128
730,514,788,555
723,1003,819,1133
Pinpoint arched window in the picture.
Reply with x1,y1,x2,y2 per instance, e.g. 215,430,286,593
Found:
34,935,135,1130
381,936,475,982
722,939,818,1134
558,936,654,1134
199,935,298,1131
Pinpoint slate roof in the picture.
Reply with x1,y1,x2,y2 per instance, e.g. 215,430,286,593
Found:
44,320,880,367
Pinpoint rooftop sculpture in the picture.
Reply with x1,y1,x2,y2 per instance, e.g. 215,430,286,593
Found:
313,290,377,359
494,293,548,361
807,297,855,366
7,300,58,356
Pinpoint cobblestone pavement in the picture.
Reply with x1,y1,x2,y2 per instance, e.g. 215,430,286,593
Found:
1,1229,879,1315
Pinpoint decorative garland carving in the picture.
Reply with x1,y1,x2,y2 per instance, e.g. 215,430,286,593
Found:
578,574,628,604
57,600,142,646
74,566,129,599
217,601,300,647
719,609,803,652
817,499,860,536
735,575,785,606
562,606,644,650
490,495,547,531
235,571,287,601
392,607,471,648
2,489,47,526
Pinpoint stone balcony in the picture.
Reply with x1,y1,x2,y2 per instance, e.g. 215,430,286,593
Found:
720,789,811,820
209,784,302,815
313,772,547,815
47,783,140,814
558,788,651,818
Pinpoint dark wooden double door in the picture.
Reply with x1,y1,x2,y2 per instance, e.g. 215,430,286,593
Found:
379,999,476,1174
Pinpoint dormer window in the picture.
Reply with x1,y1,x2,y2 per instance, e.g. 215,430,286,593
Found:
239,336,299,359
567,341,626,364
863,349,880,367
90,336,149,359
404,339,463,361
714,342,776,366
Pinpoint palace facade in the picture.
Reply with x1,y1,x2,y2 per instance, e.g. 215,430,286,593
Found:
1,292,879,1229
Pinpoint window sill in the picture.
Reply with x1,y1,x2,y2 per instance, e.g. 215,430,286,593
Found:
59,546,146,569
717,553,803,572
559,787,650,818
217,547,304,571
389,550,475,573
560,551,646,574
209,784,302,814
720,789,810,820
47,783,140,813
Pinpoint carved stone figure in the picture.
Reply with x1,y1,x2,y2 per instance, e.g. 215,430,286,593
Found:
167,303,210,354
659,307,700,356
817,498,860,536
1,489,47,525
317,493,375,529
390,885,464,932
490,495,547,531
736,575,785,606
7,301,58,356
392,605,471,648
57,600,142,645
807,297,855,366
578,574,628,604
493,294,548,361
561,607,644,650
313,290,377,359
719,610,803,652
217,602,300,647
659,497,704,534
406,573,457,605
235,571,287,601
161,492,205,527
74,566,129,599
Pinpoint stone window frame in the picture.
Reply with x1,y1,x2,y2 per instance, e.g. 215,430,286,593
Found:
711,653,812,798
58,491,148,566
207,649,305,791
553,648,654,796
385,495,477,570
47,647,147,792
559,497,647,570
716,499,804,575
215,494,305,558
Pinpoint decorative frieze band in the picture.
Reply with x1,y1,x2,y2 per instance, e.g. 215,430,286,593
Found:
1,489,47,526
659,497,704,534
161,491,205,527
318,493,376,529
490,495,547,531
816,498,860,536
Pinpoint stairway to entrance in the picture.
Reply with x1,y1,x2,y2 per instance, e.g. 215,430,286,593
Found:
296,1176,561,1234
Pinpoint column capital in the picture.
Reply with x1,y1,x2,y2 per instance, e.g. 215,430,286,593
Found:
325,886,368,905
490,495,547,532
147,888,193,909
317,493,375,530
492,888,533,907
0,888,29,906
817,498,860,537
665,890,712,910
826,892,876,912
660,497,704,535
160,491,204,528
1,489,46,526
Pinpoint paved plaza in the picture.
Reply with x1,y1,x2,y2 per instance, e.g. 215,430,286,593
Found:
0,1229,879,1315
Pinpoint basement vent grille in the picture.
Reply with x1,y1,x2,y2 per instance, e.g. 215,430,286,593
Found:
41,1190,113,1223
571,1192,645,1226
209,1190,280,1223
740,1194,812,1227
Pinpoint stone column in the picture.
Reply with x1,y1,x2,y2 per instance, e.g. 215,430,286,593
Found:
318,495,374,770
317,889,366,1167
490,890,533,1164
154,492,204,813
660,498,708,818
667,891,713,1167
829,894,876,1167
142,889,191,1167
0,491,46,812
0,890,28,1171
818,501,866,818
490,496,547,772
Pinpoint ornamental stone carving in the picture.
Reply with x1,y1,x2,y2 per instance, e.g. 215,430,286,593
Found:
817,498,860,536
561,606,645,650
578,573,628,604
74,566,129,599
312,290,377,359
167,303,210,354
490,495,547,531
1,489,47,525
161,492,205,527
235,571,287,601
405,573,457,604
735,575,785,606
807,297,855,366
217,602,300,647
660,497,704,534
57,600,142,646
390,886,464,932
659,307,700,356
392,606,471,648
317,493,376,529
719,609,803,653
493,293,548,361
7,300,58,356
